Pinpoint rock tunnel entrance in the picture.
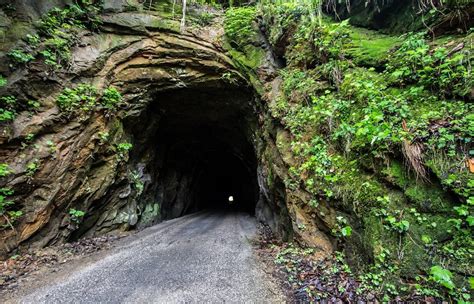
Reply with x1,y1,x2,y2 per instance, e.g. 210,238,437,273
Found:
0,18,295,255
126,86,259,222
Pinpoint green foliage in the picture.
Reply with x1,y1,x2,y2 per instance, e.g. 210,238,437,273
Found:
274,243,314,266
57,84,97,112
69,208,86,223
0,188,22,229
98,131,110,144
6,2,101,69
430,265,455,290
0,95,18,122
0,94,42,123
0,164,11,177
129,170,144,195
116,142,133,160
0,76,7,87
37,3,101,36
357,247,399,296
386,32,472,97
341,226,352,237
57,85,122,114
26,159,40,176
224,7,256,49
241,3,473,301
7,49,35,64
102,87,123,109
46,140,57,154
26,34,40,46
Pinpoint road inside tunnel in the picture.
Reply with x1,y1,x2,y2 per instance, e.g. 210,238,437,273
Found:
126,87,261,222
157,126,259,217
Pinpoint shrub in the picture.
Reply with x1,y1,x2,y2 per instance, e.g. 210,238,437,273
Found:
101,87,123,109
224,7,256,49
57,85,122,114
56,84,97,112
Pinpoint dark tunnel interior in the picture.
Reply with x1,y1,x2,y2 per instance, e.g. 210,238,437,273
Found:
128,87,260,220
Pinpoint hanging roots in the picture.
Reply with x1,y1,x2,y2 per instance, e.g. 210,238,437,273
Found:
401,120,429,182
402,140,429,182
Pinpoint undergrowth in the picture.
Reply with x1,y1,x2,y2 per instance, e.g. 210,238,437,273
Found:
227,1,473,301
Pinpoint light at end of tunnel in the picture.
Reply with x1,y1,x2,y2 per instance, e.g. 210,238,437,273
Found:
228,196,234,202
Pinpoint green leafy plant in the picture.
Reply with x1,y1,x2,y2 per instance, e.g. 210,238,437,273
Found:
0,95,17,122
69,208,86,223
116,142,133,160
0,95,42,122
129,170,144,195
57,85,123,114
0,188,22,230
25,34,40,46
101,87,123,109
5,2,101,71
26,159,40,176
430,265,455,290
56,84,97,112
46,140,57,154
98,131,110,144
7,49,35,64
224,7,256,49
332,216,353,238
0,163,11,177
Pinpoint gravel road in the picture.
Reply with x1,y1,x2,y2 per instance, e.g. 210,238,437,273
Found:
19,211,285,304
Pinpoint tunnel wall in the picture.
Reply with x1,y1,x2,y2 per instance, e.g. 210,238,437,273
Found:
0,8,293,256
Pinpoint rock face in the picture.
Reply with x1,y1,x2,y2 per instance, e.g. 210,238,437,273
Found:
0,1,342,260
323,0,474,34
0,4,301,257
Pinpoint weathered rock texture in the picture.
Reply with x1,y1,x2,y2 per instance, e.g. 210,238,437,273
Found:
0,4,301,257
0,0,344,260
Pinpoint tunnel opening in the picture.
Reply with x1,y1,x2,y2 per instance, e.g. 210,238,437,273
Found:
126,86,260,221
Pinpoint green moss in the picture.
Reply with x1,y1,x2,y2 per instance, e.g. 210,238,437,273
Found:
382,160,453,212
405,183,452,212
382,160,410,188
148,17,180,32
139,202,160,226
426,153,473,199
361,214,396,258
226,44,265,94
0,21,31,52
346,27,401,66
227,44,264,71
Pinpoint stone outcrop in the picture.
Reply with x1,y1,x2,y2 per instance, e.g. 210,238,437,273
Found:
0,2,337,259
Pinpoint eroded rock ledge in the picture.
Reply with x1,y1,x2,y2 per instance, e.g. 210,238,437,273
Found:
0,3,337,260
